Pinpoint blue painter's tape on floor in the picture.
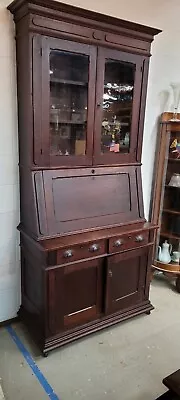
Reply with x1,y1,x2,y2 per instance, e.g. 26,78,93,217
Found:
6,325,60,400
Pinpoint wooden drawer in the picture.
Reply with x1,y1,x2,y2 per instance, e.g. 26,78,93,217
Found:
57,240,106,265
109,230,149,254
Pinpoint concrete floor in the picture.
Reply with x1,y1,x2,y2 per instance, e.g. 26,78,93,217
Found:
0,275,180,400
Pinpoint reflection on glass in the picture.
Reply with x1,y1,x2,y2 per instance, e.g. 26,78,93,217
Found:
101,59,135,154
49,50,88,156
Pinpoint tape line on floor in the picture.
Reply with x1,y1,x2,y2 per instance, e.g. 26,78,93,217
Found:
6,325,60,400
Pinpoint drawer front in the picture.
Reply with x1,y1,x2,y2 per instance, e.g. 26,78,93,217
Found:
57,240,106,265
109,230,149,254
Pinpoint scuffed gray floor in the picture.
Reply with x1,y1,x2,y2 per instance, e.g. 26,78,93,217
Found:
0,275,180,400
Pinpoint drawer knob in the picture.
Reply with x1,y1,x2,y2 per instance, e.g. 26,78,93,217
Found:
114,239,123,247
63,249,73,258
108,269,113,278
135,235,144,242
89,243,99,252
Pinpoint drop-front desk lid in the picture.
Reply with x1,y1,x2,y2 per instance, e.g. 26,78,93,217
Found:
33,166,145,238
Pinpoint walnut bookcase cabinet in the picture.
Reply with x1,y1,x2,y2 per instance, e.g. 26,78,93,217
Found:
8,0,161,355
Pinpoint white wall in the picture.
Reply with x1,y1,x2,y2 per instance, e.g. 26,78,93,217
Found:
0,0,179,321
0,0,20,321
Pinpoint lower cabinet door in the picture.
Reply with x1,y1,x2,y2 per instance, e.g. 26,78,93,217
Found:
47,258,103,335
105,247,149,314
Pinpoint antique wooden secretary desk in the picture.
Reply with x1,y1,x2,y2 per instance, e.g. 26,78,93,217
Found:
8,0,161,355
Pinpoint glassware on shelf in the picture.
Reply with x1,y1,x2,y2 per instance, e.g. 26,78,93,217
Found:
168,173,180,188
100,59,135,155
169,82,180,122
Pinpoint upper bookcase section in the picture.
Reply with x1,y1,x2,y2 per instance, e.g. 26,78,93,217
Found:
8,0,161,168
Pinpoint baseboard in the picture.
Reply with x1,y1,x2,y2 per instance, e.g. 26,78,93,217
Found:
0,316,19,327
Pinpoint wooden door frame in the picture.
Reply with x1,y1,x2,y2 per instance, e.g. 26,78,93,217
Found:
93,47,144,165
36,36,97,167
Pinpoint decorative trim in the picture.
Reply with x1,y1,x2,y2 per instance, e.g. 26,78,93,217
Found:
8,0,162,40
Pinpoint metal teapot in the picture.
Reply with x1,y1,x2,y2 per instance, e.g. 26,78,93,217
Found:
158,240,172,264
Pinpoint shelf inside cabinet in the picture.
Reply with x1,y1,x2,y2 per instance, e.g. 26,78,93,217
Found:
50,78,88,86
160,231,180,240
168,158,180,162
163,209,180,215
165,185,180,188
50,120,87,125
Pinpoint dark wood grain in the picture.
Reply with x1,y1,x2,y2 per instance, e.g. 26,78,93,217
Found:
163,370,180,396
109,229,149,253
57,239,106,265
42,166,144,236
8,0,160,354
8,0,161,39
40,222,157,250
48,258,104,332
105,246,150,314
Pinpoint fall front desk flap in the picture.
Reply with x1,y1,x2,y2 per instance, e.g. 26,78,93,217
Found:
31,166,145,238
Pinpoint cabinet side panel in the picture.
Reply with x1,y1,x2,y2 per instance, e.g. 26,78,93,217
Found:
16,20,42,236
16,19,33,167
20,233,46,349
19,168,40,237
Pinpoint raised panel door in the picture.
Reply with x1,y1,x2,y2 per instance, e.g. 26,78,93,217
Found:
47,258,104,335
105,247,148,314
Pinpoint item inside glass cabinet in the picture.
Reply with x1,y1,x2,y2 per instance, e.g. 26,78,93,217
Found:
169,83,180,122
152,113,180,292
49,49,88,156
168,173,180,187
158,240,172,264
101,59,135,154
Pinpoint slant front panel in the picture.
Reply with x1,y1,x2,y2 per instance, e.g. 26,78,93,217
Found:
53,174,130,221
41,166,143,235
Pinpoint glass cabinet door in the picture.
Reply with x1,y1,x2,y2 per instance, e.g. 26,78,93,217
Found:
154,119,180,266
93,48,144,165
41,37,96,167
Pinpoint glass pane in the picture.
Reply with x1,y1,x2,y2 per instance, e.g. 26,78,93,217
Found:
49,50,88,156
156,129,180,263
101,59,135,154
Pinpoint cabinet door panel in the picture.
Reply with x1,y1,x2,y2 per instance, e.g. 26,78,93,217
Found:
36,36,96,167
105,247,149,314
94,47,144,165
47,258,103,335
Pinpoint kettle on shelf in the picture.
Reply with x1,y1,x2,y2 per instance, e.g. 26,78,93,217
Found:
158,240,172,264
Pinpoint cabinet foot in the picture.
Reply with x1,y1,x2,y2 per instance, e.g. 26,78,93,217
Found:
43,352,48,358
145,310,151,315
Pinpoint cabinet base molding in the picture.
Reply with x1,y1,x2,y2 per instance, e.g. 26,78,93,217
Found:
19,300,154,355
